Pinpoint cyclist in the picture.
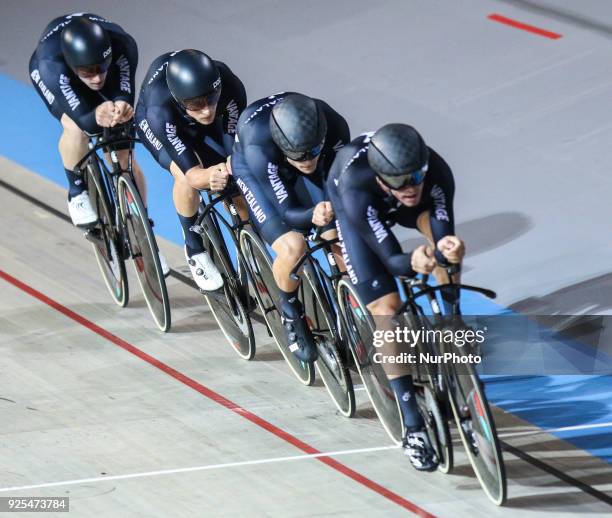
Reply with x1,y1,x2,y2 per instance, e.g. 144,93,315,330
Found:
136,50,247,291
232,93,350,363
28,15,151,231
327,124,465,471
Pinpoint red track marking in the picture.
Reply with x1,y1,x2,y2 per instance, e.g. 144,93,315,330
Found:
0,269,435,517
488,13,562,39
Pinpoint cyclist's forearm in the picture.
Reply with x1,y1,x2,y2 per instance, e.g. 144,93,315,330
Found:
283,206,314,230
386,252,416,277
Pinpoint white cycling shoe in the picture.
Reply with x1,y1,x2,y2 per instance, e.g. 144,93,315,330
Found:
185,247,223,291
68,191,98,227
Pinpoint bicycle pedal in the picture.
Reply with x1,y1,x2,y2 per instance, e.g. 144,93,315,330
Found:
83,228,103,245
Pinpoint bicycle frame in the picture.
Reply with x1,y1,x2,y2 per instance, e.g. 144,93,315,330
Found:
74,126,139,240
286,230,362,355
192,184,250,280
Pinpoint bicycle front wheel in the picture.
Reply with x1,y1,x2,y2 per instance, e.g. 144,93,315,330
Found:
86,161,128,307
239,227,314,385
118,175,171,332
337,279,403,443
445,361,506,505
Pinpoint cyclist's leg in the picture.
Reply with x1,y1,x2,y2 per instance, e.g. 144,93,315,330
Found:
58,114,89,171
30,54,93,198
169,160,204,255
271,230,306,293
366,292,423,431
233,160,317,361
58,114,90,198
336,204,426,430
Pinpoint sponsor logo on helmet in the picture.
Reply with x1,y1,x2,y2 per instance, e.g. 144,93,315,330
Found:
59,74,80,111
431,185,449,222
212,77,221,89
267,163,288,204
31,69,55,105
225,99,240,134
103,46,112,59
165,123,186,155
138,119,163,151
236,178,266,223
366,206,388,244
116,54,131,93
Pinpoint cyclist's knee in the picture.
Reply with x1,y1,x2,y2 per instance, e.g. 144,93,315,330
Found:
169,161,187,179
172,166,193,191
367,292,401,316
273,232,306,263
320,228,337,241
60,114,87,144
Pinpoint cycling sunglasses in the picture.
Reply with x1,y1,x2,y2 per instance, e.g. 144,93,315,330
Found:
377,162,428,190
183,86,222,111
284,139,325,162
75,57,112,79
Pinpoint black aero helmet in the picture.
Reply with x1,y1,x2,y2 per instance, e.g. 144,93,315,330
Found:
166,50,221,106
61,17,112,69
367,123,429,189
270,94,327,161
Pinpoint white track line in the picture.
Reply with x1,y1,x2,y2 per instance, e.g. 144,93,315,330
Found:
499,421,612,439
0,445,400,493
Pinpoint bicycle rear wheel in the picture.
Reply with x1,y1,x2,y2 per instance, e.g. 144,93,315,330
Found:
337,279,403,443
86,161,128,307
239,228,314,385
201,214,255,360
117,175,171,332
302,265,355,417
445,360,506,505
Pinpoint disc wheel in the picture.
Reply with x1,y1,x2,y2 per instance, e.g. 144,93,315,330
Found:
337,279,404,443
240,228,314,385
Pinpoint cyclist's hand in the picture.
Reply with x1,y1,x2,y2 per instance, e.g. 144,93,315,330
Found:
437,236,465,264
412,245,436,274
312,201,334,226
209,163,229,191
111,101,134,126
95,101,116,127
226,155,233,175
